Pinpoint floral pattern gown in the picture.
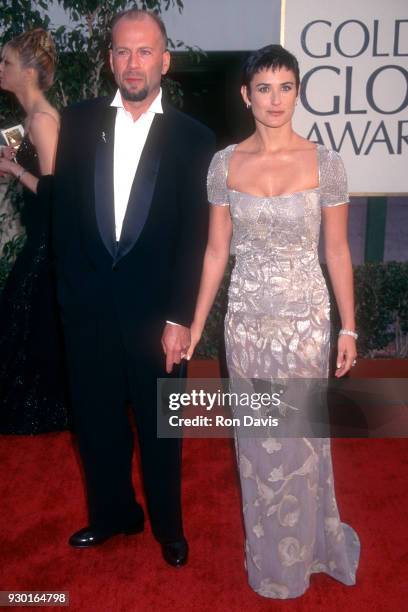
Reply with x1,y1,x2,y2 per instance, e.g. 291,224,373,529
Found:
207,144,360,599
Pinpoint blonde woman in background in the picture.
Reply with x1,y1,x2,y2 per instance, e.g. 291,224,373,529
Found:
0,29,69,433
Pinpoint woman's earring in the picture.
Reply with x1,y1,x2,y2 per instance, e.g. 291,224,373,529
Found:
246,102,251,109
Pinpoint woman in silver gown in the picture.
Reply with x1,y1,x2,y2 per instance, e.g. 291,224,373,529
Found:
187,45,360,599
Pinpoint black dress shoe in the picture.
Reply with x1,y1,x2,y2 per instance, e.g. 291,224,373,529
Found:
161,537,188,567
69,520,144,548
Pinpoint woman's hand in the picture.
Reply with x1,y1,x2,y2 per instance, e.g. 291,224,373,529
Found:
335,335,357,377
0,156,18,178
186,322,203,361
1,146,17,161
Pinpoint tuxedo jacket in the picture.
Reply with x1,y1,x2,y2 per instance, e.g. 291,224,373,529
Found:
52,96,215,351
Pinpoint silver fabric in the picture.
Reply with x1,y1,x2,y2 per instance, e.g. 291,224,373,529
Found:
207,144,360,599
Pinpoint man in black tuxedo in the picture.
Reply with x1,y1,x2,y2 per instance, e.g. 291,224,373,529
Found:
52,9,215,566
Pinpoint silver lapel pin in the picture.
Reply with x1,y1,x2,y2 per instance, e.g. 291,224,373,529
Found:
101,131,107,143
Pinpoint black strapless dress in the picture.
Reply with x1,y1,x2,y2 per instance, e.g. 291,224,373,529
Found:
0,136,69,433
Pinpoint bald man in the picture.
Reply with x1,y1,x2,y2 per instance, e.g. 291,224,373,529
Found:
52,9,215,566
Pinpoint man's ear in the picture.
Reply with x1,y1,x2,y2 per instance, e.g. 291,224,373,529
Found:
162,50,171,76
109,49,114,74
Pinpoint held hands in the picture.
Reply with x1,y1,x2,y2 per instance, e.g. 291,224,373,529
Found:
335,335,357,378
161,323,191,374
163,321,356,376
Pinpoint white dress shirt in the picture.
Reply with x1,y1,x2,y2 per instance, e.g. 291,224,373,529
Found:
110,89,179,328
111,88,163,241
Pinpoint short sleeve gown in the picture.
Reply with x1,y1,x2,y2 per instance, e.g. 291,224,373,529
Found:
0,135,69,434
207,144,360,599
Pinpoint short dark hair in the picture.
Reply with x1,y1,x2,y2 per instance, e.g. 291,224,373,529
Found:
241,44,300,91
110,8,168,49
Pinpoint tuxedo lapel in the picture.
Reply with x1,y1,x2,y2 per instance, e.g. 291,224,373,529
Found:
94,105,117,258
115,113,165,262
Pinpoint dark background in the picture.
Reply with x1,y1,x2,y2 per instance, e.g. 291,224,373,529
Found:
171,51,253,146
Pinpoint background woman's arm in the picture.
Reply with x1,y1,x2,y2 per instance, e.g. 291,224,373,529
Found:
0,113,59,193
0,152,38,192
29,111,59,176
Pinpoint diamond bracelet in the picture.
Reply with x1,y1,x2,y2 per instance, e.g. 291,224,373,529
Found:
339,329,358,340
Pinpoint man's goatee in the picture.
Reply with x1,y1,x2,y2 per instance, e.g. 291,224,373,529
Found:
120,85,149,102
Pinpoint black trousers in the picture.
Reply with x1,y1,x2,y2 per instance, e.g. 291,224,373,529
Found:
62,311,183,544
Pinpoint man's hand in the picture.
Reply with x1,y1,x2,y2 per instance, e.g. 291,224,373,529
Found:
161,323,191,374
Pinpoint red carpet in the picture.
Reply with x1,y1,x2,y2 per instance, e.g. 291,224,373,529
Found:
1,357,407,611
0,434,407,611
